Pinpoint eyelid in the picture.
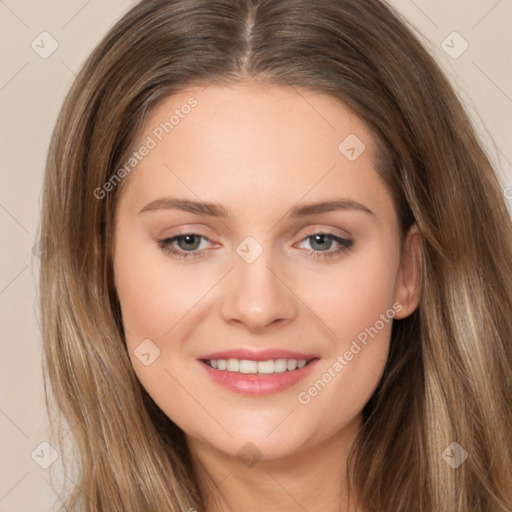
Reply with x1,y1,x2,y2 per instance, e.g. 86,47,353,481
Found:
293,224,352,241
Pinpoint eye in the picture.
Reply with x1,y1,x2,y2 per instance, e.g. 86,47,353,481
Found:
158,230,354,261
158,233,213,260
296,231,353,261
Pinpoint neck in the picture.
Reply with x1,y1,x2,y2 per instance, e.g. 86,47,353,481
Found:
187,414,366,512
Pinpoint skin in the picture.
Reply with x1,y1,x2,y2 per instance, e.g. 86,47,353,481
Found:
113,81,422,512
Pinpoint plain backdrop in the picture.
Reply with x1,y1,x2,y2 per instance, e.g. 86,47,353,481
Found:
1,1,511,510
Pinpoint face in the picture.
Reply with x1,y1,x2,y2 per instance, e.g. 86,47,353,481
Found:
113,81,421,462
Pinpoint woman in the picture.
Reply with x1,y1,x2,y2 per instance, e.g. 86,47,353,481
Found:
39,0,512,510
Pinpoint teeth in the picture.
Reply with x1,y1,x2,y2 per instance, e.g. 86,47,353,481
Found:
206,358,310,374
274,359,287,373
287,359,298,371
227,359,239,371
239,360,257,374
257,360,275,374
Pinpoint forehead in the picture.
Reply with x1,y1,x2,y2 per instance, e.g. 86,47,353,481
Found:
135,81,374,156
119,81,393,219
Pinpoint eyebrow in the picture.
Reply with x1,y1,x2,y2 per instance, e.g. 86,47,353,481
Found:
139,197,374,217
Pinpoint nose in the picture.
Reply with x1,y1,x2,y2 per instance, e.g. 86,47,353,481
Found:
219,250,299,334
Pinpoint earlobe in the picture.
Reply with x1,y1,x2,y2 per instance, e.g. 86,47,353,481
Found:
394,223,423,319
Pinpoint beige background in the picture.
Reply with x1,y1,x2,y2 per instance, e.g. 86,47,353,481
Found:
1,1,511,510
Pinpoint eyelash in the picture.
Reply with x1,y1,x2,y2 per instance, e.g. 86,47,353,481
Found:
157,230,354,261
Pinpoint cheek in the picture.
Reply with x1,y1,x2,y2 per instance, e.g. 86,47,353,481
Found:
113,235,225,412
114,236,213,343
113,235,209,421
300,244,400,345
293,245,400,431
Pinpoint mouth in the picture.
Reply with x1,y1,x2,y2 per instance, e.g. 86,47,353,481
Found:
197,350,319,396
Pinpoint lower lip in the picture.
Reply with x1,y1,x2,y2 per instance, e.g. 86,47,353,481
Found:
199,360,319,396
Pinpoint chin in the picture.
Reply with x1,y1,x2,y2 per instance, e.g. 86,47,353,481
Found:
184,415,319,463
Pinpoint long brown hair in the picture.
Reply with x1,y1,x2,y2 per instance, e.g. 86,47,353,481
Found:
39,0,512,510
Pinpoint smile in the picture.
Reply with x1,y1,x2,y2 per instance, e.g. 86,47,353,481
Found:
198,350,319,395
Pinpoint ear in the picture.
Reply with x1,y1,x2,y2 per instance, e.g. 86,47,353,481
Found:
393,223,423,319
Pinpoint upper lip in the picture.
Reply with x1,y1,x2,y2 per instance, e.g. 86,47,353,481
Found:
197,348,318,361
